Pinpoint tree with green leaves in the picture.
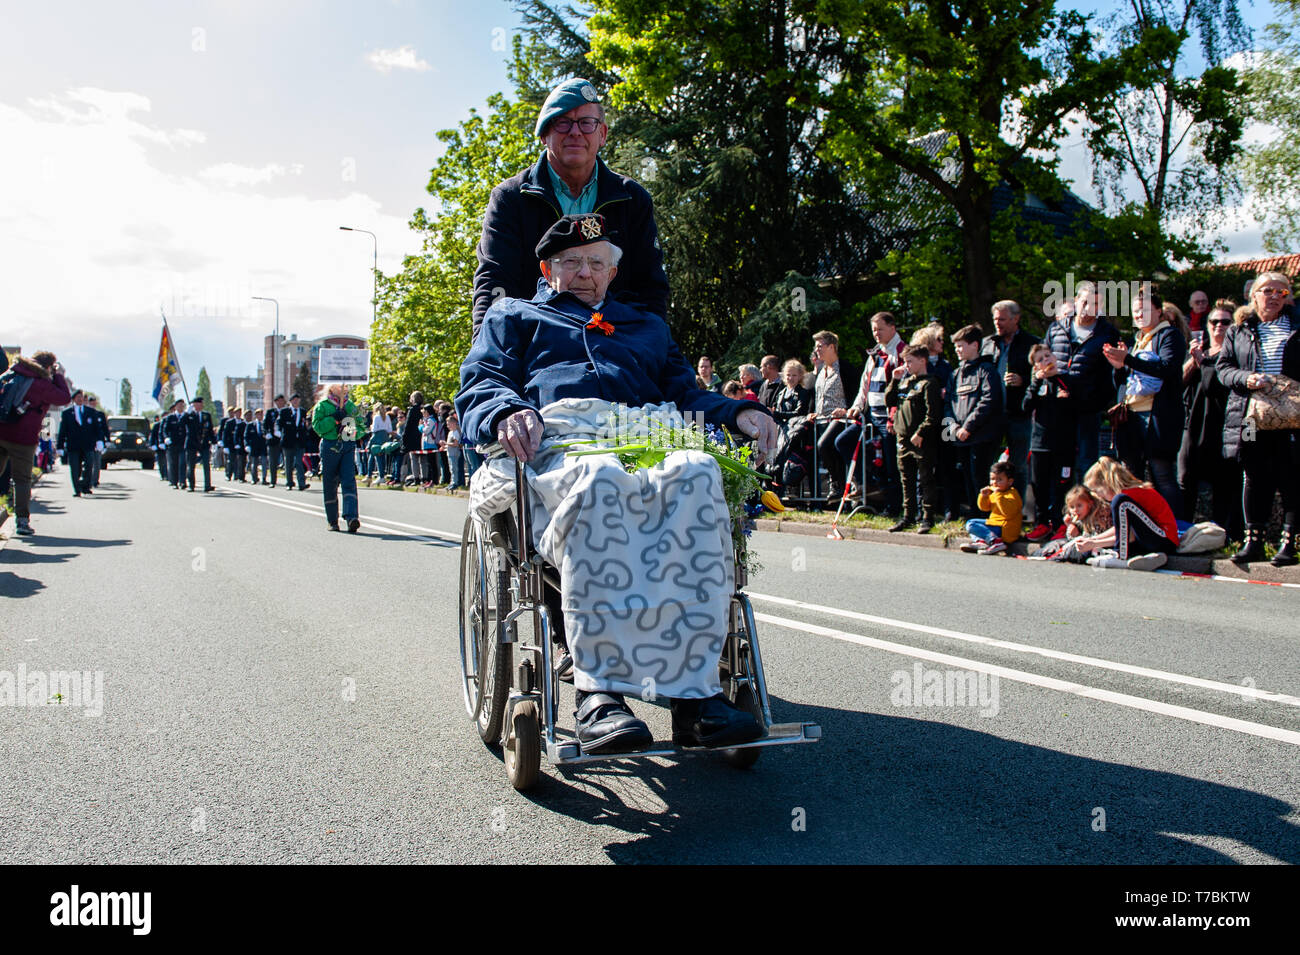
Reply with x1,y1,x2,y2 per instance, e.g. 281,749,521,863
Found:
360,41,538,408
1083,0,1249,243
1240,0,1300,251
195,367,212,409
119,378,133,415
810,0,1159,325
291,362,313,405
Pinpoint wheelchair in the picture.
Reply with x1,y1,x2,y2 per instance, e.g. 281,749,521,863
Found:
458,462,822,791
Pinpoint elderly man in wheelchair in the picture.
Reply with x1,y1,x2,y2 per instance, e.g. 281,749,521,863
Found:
456,213,782,760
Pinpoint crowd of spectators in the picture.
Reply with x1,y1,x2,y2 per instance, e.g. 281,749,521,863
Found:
712,271,1299,571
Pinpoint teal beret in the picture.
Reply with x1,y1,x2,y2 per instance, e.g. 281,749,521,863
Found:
535,78,602,137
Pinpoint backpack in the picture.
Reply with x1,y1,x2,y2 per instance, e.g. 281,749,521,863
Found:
0,369,34,423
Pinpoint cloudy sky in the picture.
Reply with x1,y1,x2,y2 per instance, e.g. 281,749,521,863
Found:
1,1,1278,413
1,0,525,411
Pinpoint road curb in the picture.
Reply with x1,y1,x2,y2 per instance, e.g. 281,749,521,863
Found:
755,516,1300,583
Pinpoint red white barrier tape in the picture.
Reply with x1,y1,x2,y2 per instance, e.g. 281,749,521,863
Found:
1153,568,1300,589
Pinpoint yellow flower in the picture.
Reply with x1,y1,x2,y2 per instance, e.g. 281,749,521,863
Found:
761,490,785,513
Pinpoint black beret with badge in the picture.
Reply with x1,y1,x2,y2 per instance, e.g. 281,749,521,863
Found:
535,213,621,261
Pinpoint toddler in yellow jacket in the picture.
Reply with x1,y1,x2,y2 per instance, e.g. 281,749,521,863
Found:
960,461,1023,555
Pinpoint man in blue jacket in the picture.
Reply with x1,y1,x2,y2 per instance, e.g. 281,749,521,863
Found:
471,78,669,341
459,213,776,756
1043,282,1122,478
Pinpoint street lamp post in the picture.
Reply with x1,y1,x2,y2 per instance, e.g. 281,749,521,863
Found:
252,296,280,401
103,377,122,414
338,226,378,328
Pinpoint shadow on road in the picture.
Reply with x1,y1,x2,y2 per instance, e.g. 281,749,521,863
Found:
519,697,1300,864
364,532,457,548
0,571,46,598
21,537,132,549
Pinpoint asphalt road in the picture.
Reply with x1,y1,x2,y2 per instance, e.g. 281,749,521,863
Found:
2,464,1298,864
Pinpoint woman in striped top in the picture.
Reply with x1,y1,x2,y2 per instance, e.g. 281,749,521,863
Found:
1217,271,1300,566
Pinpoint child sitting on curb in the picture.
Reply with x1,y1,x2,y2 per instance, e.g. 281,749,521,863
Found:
1035,484,1113,562
1072,457,1180,571
960,460,1023,555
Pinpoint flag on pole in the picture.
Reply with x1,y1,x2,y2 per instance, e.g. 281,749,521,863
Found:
152,322,184,403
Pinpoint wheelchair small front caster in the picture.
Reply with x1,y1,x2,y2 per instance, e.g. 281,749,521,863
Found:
506,700,541,791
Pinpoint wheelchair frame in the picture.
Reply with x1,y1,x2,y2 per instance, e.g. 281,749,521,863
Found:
458,462,821,791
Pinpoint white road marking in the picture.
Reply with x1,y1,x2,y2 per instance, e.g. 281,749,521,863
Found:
228,487,461,544
755,611,1300,748
748,591,1300,707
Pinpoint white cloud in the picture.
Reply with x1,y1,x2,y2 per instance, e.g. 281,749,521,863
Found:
199,162,305,186
0,87,419,408
365,45,432,74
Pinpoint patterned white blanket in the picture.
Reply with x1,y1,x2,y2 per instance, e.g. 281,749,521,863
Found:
468,398,734,699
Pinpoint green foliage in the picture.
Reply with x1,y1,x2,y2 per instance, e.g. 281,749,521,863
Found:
358,39,538,408
581,0,870,359
194,368,212,409
718,273,841,375
1084,0,1250,240
1159,263,1257,312
1240,0,1300,251
119,378,133,415
291,363,313,404
814,0,1138,323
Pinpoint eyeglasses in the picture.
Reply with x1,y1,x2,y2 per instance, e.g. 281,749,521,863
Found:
1209,319,1232,327
1256,287,1290,297
552,255,610,274
549,117,602,134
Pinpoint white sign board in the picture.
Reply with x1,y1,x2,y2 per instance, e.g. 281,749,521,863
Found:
318,347,370,384
245,390,263,410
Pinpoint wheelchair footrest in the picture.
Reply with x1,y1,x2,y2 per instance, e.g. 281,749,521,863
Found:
544,722,821,766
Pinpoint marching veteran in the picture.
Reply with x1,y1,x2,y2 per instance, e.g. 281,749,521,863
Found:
457,212,778,755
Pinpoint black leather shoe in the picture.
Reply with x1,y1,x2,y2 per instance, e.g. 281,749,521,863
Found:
1231,527,1265,565
347,518,360,533
575,691,653,754
671,694,763,748
888,516,916,533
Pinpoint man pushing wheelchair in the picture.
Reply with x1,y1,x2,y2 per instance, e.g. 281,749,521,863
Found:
456,212,780,755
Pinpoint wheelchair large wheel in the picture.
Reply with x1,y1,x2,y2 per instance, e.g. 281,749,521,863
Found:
505,700,541,791
458,515,511,744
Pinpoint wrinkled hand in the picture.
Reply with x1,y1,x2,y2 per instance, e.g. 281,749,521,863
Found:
1246,373,1270,391
496,409,543,462
736,409,779,463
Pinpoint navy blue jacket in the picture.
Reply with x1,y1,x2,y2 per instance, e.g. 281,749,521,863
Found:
1112,323,1187,459
278,405,311,447
1022,373,1075,453
1043,317,1122,414
458,287,765,446
58,405,99,453
181,410,215,450
243,419,268,455
949,356,1005,446
981,329,1039,421
471,154,669,341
